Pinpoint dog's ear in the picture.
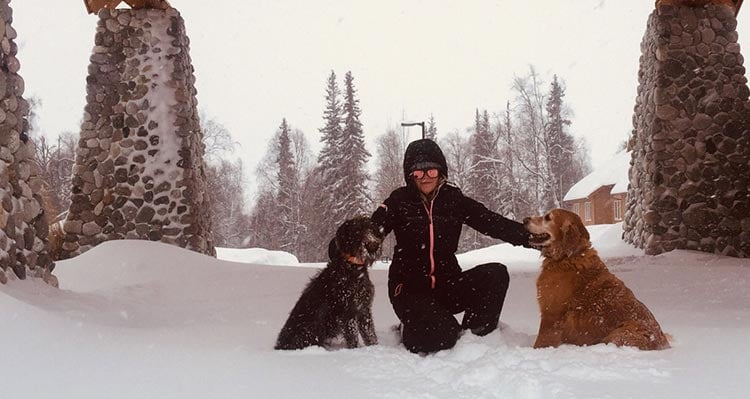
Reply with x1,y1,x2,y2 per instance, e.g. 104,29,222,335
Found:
561,215,590,257
328,238,340,262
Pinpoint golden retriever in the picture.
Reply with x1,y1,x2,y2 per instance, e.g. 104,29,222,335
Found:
524,209,669,350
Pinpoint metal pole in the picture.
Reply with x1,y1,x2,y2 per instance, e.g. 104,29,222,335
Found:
401,121,426,139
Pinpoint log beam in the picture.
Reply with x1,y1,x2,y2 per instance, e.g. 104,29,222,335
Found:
655,0,743,15
83,0,171,14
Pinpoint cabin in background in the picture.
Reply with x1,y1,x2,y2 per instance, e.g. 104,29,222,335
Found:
563,151,630,226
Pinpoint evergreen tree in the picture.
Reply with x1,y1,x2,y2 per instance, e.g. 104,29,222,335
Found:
205,158,251,247
308,70,374,260
313,70,345,259
247,189,278,249
297,168,326,261
276,118,300,252
288,128,317,259
249,121,315,258
426,114,438,141
498,101,524,219
546,75,587,206
466,109,499,249
317,70,344,173
441,130,473,192
544,75,575,207
507,69,591,213
468,109,497,205
339,71,371,218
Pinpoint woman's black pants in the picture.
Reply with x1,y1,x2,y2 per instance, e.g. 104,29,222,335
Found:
388,262,510,354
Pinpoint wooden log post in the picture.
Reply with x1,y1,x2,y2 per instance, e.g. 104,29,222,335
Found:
655,0,743,15
84,0,171,14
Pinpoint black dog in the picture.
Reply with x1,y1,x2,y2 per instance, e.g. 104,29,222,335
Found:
275,216,383,350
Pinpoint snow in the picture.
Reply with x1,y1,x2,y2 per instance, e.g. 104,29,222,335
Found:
216,247,300,266
564,151,631,201
134,13,188,231
2,223,750,398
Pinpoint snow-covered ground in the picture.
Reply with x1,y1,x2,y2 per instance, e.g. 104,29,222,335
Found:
2,223,749,398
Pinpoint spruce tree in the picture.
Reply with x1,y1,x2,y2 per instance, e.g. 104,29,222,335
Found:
247,190,278,249
318,70,343,174
313,70,345,258
467,108,499,249
500,101,521,219
276,118,299,251
205,159,250,247
469,109,497,205
426,114,438,141
340,71,371,218
545,75,573,207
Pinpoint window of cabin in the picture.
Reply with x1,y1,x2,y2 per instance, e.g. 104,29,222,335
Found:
614,199,623,221
584,202,592,221
572,203,580,216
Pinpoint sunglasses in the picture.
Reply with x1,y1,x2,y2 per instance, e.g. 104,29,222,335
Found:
412,168,439,179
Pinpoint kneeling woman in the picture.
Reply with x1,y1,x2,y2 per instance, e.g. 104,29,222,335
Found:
371,139,532,354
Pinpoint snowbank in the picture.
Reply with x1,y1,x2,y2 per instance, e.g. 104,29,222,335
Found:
2,228,749,398
216,247,300,266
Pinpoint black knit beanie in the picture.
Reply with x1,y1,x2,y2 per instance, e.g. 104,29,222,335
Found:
402,139,448,184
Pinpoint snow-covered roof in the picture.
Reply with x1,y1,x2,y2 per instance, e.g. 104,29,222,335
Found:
564,151,631,201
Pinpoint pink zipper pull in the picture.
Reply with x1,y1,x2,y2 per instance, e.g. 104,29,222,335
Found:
423,199,436,289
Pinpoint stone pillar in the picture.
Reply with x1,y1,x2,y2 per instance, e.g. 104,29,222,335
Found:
0,0,56,285
60,7,214,259
624,2,750,257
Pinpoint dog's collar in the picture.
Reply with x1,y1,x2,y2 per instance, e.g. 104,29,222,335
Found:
344,255,366,267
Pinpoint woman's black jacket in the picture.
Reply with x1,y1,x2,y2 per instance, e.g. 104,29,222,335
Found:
371,182,530,292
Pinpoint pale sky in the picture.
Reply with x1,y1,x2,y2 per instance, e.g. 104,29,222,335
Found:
11,1,750,200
